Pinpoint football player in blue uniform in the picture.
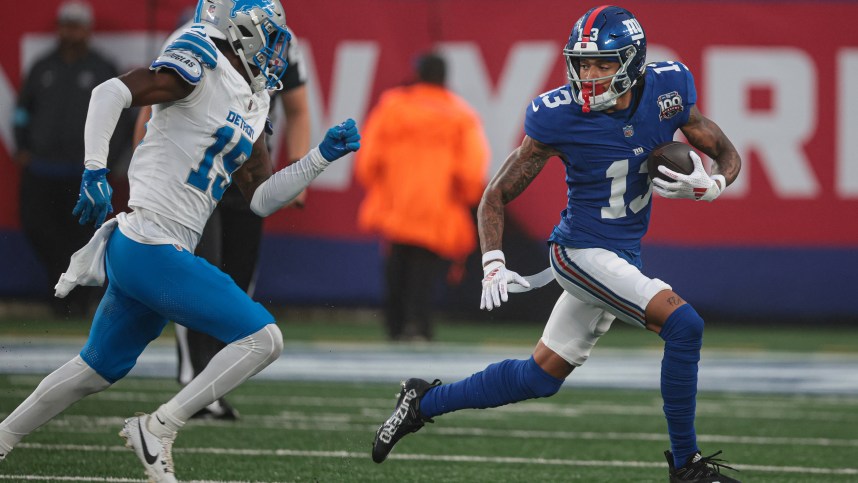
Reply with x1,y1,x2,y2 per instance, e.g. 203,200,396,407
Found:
372,6,741,482
0,1,359,481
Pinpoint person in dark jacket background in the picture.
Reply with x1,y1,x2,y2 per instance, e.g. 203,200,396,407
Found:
13,1,128,317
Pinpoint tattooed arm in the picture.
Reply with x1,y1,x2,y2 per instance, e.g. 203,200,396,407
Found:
680,105,741,187
477,135,561,258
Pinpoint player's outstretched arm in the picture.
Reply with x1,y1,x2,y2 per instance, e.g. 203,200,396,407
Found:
477,135,559,310
243,119,360,217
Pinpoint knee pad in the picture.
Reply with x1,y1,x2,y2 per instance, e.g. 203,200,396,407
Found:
40,356,111,402
232,323,283,375
522,357,564,398
262,323,284,363
659,304,704,349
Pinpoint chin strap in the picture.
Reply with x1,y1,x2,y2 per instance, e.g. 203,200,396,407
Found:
228,27,267,93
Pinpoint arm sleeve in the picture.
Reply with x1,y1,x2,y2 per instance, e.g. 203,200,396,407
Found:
250,146,331,217
83,78,133,170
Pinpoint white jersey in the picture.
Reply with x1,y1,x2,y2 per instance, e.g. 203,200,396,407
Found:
128,24,270,248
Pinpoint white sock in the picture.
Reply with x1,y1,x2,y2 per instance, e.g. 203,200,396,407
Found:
154,323,283,426
0,356,110,451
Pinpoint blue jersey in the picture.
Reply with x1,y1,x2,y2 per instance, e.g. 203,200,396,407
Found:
524,61,697,262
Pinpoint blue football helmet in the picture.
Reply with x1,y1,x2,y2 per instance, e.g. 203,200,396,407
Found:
195,0,291,92
563,6,647,112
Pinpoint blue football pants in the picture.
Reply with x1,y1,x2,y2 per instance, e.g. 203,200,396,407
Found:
80,229,273,382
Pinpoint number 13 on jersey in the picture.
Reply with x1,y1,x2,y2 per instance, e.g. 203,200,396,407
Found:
601,159,652,219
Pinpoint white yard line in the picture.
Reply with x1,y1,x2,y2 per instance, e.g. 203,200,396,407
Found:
13,443,858,476
19,413,858,448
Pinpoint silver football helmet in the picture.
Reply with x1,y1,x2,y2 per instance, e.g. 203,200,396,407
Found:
195,0,291,92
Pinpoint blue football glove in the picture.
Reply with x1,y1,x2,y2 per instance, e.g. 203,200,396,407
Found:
72,168,114,228
318,118,361,161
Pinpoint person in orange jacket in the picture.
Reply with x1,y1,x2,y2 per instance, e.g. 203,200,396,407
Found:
356,52,490,342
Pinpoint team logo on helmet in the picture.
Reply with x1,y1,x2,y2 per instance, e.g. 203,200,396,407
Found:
230,0,276,18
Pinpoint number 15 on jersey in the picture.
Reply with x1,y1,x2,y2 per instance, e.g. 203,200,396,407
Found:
186,125,252,201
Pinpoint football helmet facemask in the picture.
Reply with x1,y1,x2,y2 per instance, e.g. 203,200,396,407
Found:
196,0,291,92
564,5,647,112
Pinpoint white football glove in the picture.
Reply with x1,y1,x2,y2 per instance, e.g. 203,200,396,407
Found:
480,250,530,311
652,151,726,202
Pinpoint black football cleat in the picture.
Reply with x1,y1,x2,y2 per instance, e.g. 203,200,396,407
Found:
666,450,741,482
191,398,240,421
372,378,441,463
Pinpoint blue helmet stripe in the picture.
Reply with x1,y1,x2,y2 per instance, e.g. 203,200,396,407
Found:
193,0,203,22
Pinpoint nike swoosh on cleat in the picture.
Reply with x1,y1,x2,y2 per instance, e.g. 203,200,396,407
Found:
137,420,159,465
156,414,166,425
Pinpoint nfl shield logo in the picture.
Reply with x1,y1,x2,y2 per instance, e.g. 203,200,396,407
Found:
623,125,634,137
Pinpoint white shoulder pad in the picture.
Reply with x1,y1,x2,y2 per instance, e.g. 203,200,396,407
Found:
149,26,218,85
150,50,204,85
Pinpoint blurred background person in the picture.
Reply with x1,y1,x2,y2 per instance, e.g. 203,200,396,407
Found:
355,52,490,342
12,0,127,318
132,18,310,420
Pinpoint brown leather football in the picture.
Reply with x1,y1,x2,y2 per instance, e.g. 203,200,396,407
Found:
647,141,695,182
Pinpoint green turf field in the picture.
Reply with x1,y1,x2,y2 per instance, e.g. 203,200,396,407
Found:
1,375,856,482
1,314,857,482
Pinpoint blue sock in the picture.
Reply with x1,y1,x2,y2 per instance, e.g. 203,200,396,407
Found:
419,356,564,419
659,304,703,468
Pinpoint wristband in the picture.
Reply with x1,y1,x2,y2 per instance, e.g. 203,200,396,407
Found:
482,260,504,276
84,159,106,170
711,174,726,191
482,250,505,267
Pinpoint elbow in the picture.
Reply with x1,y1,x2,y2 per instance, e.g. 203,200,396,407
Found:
249,189,274,218
249,205,271,218
478,185,504,212
483,182,507,206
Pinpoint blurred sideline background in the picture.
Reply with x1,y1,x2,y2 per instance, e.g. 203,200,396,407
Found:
0,0,857,326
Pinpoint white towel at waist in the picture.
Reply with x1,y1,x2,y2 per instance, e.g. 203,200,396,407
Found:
54,218,118,298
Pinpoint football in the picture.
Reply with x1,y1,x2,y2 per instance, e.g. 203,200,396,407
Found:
647,141,695,182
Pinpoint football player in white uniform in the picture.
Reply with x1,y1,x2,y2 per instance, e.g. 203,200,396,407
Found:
0,1,359,481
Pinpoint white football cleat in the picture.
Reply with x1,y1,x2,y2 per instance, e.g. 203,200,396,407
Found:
119,413,177,483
